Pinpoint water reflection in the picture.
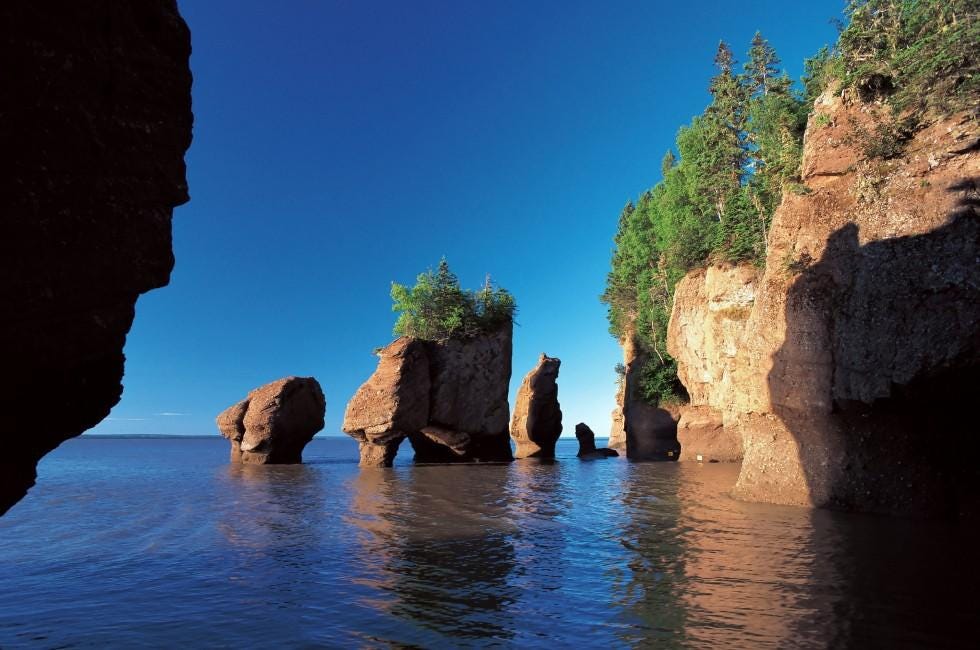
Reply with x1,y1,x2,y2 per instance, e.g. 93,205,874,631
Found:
612,462,690,645
4,438,975,647
673,463,824,647
346,466,518,645
216,463,326,612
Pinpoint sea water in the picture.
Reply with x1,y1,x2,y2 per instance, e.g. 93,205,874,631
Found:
1,436,976,648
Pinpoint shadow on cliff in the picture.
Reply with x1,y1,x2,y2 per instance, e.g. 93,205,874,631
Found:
769,177,980,516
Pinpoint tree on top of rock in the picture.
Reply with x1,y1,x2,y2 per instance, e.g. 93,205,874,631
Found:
390,258,516,341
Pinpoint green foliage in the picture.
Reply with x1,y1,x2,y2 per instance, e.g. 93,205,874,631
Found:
838,0,979,115
391,259,516,341
602,34,806,404
602,4,977,405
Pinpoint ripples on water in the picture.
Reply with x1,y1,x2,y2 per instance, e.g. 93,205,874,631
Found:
1,437,976,648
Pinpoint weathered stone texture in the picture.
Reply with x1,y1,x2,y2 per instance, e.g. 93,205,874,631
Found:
510,354,562,459
218,377,325,464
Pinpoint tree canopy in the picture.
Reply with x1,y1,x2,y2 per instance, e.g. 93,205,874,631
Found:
391,259,516,341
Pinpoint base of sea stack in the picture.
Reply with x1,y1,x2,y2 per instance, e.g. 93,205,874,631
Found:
409,429,513,464
625,404,681,461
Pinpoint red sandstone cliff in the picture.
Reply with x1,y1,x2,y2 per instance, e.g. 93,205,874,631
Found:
0,1,193,514
667,86,979,515
608,325,680,460
667,265,757,462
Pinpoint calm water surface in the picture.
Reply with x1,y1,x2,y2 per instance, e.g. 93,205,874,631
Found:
1,436,977,648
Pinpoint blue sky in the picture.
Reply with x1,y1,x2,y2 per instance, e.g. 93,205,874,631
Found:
92,0,840,437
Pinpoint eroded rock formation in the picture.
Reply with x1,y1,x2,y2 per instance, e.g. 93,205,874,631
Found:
667,265,756,462
343,326,514,466
575,423,619,459
217,377,325,464
668,87,979,515
609,328,680,460
510,354,562,458
342,338,430,467
0,1,193,514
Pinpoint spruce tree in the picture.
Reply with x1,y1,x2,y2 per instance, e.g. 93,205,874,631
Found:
744,31,782,97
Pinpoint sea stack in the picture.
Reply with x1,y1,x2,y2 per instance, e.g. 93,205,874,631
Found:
510,354,562,459
343,326,514,466
217,376,325,464
575,423,619,459
342,338,430,467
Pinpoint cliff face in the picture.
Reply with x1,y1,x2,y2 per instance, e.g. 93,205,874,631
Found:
344,326,514,466
667,265,757,462
608,327,680,459
0,2,193,514
668,87,979,515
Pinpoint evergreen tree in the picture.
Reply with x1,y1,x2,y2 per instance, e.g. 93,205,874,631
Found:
660,150,676,179
392,259,515,341
744,31,782,96
602,8,977,404
705,41,748,220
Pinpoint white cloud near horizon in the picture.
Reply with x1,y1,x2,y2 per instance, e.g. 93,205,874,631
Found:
156,412,187,416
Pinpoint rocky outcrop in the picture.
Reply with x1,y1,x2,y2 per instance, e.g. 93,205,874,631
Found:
673,406,740,463
575,423,619,459
667,265,756,462
342,338,430,466
510,354,562,458
418,326,513,462
673,87,980,515
343,326,514,466
609,328,680,460
217,377,325,464
0,2,193,514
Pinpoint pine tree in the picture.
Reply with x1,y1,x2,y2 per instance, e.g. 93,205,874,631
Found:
705,42,748,223
660,150,676,179
744,31,782,97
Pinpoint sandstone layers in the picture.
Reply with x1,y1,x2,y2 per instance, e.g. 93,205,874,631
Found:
510,354,563,458
575,423,619,459
609,331,681,460
667,265,756,462
343,326,513,466
666,87,980,515
0,1,193,514
217,377,325,464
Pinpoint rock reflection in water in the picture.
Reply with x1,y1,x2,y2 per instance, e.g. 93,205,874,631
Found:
3,438,975,647
217,462,325,611
346,465,518,646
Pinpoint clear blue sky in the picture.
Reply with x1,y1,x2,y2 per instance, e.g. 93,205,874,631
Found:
91,0,840,437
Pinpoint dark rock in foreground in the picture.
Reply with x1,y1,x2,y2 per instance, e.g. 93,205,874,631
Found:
575,423,619,459
343,326,514,466
510,354,562,459
625,403,681,461
217,377,325,464
0,1,193,514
